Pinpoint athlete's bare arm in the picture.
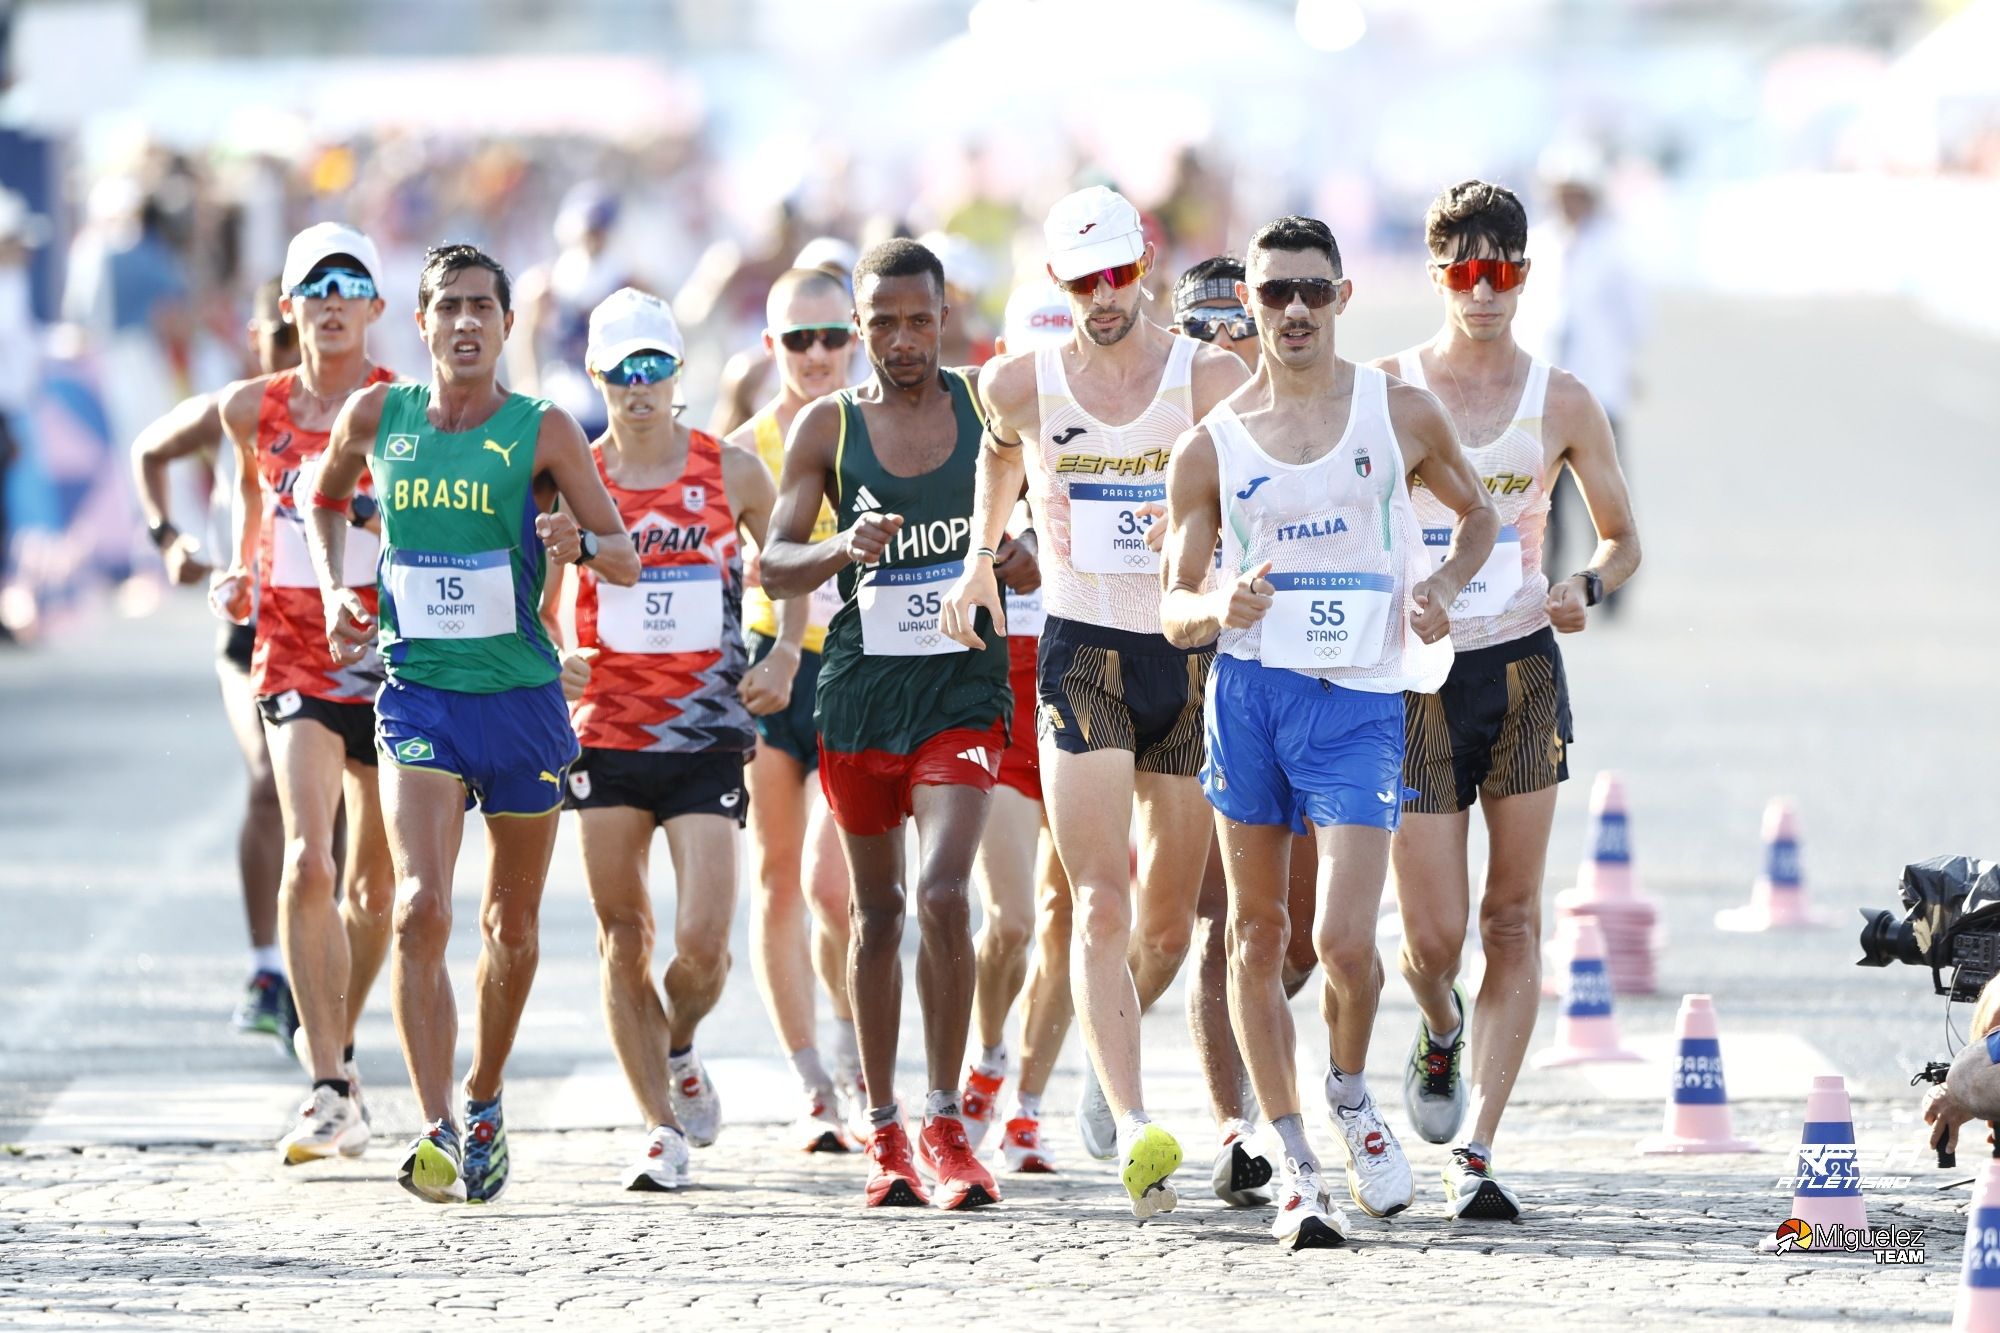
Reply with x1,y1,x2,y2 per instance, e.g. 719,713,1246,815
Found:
723,418,813,658
938,353,1036,648
132,391,223,586
1187,340,1254,418
762,397,897,597
305,382,388,662
1391,382,1498,643
1160,426,1272,650
1544,370,1641,630
720,441,802,715
533,408,640,588
207,377,275,625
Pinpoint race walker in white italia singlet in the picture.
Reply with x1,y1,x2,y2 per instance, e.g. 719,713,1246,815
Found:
1395,353,1551,651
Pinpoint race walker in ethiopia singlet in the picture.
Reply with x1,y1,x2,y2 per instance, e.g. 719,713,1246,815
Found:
368,382,579,815
251,366,396,762
814,369,1011,835
1393,352,1572,813
565,430,755,825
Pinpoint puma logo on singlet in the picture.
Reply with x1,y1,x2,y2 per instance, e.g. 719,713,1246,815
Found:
1235,476,1270,500
483,439,517,467
1051,426,1087,446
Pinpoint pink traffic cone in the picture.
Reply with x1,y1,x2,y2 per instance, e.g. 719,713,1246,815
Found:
1573,770,1635,898
1955,1159,2000,1331
1716,799,1830,932
1638,995,1757,1153
1763,1075,1867,1247
1534,918,1642,1066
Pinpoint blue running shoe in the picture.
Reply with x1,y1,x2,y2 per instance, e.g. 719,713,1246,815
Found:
463,1090,510,1204
398,1121,466,1204
231,969,287,1038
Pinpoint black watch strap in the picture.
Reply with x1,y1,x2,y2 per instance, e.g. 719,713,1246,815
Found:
577,529,600,565
1574,569,1604,606
148,520,179,551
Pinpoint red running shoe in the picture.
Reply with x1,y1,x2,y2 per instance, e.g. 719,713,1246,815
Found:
864,1122,930,1208
958,1066,1004,1151
917,1115,1001,1210
1001,1115,1057,1174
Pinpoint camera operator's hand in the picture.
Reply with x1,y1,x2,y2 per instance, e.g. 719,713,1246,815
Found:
1924,1084,1970,1156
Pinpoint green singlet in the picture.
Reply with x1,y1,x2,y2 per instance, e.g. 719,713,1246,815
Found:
815,369,1009,755
370,382,559,693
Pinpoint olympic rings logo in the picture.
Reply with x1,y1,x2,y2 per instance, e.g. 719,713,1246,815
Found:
915,633,940,648
1122,554,1152,568
1314,646,1342,659
441,621,464,635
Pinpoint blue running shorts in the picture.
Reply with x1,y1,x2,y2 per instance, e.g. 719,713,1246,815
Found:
376,677,578,816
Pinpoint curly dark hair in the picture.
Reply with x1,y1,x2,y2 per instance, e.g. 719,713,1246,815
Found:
852,237,943,299
1424,180,1528,262
418,242,512,313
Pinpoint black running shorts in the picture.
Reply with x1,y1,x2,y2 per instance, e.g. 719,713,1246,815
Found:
565,748,750,827
1036,615,1209,777
1402,626,1572,814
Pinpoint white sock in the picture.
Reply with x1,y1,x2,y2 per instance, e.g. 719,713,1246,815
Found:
1427,1020,1462,1048
924,1088,959,1122
1015,1091,1043,1120
252,946,283,976
831,1018,860,1070
1115,1109,1151,1154
1327,1064,1370,1110
789,1046,831,1096
977,1043,1007,1077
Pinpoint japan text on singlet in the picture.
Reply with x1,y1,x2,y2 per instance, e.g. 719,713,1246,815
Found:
740,408,843,653
250,366,395,704
571,432,752,753
1024,335,1198,634
815,370,1010,755
1209,364,1451,693
370,383,560,693
1396,353,1552,652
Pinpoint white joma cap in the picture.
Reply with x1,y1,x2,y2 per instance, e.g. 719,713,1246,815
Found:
281,222,384,293
1043,186,1144,282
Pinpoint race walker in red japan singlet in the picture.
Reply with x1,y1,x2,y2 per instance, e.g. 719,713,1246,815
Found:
251,366,396,726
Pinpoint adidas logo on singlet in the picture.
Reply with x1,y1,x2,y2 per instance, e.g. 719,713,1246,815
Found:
851,484,882,514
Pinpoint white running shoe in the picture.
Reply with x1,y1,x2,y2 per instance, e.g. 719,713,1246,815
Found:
623,1125,692,1192
1270,1160,1349,1249
1211,1118,1277,1207
668,1051,722,1148
1402,983,1468,1144
344,1057,370,1129
795,1089,857,1154
1076,1064,1117,1162
833,1064,870,1143
278,1084,369,1165
1442,1145,1522,1221
1329,1092,1414,1218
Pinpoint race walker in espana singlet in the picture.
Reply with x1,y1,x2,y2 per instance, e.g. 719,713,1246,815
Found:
814,369,1010,759
369,382,561,694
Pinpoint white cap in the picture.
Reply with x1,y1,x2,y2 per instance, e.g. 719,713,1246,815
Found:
1002,282,1074,351
1043,186,1144,281
281,222,385,293
794,236,859,277
586,286,684,373
918,230,992,298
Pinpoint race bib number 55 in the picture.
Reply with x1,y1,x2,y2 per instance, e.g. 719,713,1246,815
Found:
386,549,514,639
858,558,968,657
1259,571,1392,671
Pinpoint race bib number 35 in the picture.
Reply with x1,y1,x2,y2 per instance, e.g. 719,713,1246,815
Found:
596,564,725,655
1069,481,1161,574
1260,571,1393,671
1424,524,1522,619
858,558,968,657
386,549,514,640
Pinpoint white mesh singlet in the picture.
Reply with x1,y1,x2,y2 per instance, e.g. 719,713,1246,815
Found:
1025,335,1198,635
1209,364,1451,694
1396,352,1552,652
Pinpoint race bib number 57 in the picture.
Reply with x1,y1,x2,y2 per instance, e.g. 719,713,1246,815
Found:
596,564,724,654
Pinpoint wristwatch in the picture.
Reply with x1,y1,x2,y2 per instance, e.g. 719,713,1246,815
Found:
577,529,601,565
147,520,179,552
348,494,379,528
1573,569,1604,607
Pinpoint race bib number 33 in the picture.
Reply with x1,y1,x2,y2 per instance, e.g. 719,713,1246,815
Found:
1260,571,1393,670
1069,481,1162,574
858,558,968,657
597,564,725,655
386,549,514,640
